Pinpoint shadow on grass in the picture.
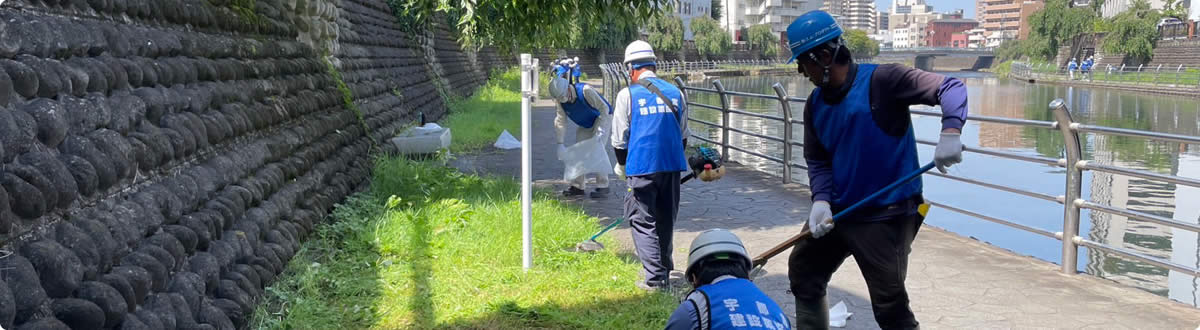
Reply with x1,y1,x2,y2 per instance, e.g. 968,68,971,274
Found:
438,295,679,330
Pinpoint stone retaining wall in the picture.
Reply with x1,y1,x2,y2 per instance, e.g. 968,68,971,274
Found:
0,0,504,329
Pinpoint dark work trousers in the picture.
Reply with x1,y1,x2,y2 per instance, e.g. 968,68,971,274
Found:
788,211,924,330
625,171,681,287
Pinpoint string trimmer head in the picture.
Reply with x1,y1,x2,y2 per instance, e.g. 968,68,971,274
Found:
687,145,725,182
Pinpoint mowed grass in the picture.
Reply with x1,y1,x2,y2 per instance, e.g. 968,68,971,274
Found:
440,68,523,152
249,157,677,329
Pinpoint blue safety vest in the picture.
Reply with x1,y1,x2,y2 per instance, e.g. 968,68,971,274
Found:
626,77,688,176
686,278,792,330
809,64,922,212
561,83,608,128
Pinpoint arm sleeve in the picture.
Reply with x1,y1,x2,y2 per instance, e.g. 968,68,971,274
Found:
679,86,691,140
611,88,631,149
664,302,700,330
803,96,835,203
582,86,611,137
876,64,969,130
553,103,569,145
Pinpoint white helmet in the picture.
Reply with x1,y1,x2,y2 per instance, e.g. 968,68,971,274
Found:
623,40,657,64
548,77,573,103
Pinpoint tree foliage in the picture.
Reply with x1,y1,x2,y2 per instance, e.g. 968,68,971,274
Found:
647,14,685,53
844,29,879,58
691,17,731,58
570,13,640,49
711,0,722,20
746,24,778,57
1025,0,1096,60
386,0,667,51
1101,0,1161,62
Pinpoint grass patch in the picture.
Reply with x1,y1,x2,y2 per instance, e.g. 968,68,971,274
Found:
438,68,524,152
250,157,677,329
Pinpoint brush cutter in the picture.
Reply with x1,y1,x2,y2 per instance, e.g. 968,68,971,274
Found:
572,151,719,252
748,162,936,280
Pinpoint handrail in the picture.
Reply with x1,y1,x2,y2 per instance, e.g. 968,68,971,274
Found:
598,62,1200,280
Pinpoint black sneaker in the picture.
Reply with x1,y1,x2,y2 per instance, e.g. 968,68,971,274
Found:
562,186,585,197
590,187,610,198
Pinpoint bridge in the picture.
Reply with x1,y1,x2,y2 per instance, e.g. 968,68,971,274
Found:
878,48,997,71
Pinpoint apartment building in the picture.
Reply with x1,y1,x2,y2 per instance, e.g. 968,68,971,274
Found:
721,0,823,41
822,0,877,33
675,0,714,40
926,19,980,47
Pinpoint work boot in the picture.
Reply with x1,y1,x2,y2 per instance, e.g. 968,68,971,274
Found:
794,296,830,330
590,187,610,198
562,186,585,197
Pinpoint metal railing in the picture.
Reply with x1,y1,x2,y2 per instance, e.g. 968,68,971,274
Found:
600,64,1200,278
1012,61,1200,89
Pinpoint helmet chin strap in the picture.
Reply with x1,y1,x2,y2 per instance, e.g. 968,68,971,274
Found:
809,39,843,87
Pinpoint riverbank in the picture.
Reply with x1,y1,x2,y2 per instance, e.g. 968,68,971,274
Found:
248,69,677,329
1017,76,1200,97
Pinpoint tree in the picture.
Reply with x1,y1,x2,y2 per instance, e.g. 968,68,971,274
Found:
385,0,667,51
1025,0,1096,60
746,24,778,57
691,17,731,59
647,14,685,53
570,13,639,49
844,29,879,58
1101,0,1161,62
711,0,722,21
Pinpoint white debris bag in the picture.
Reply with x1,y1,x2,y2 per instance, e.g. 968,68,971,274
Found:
494,130,521,149
829,300,853,328
561,134,612,182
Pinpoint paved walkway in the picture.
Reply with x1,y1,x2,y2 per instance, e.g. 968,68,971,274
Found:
451,97,1200,329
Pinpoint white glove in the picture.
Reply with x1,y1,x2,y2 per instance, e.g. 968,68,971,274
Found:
614,164,626,180
808,201,835,239
556,143,567,160
934,132,964,174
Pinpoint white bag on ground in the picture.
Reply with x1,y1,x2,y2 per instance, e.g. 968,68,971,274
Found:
494,130,521,149
829,300,853,328
561,134,612,182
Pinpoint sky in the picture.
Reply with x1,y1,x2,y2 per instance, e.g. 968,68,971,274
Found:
874,0,976,19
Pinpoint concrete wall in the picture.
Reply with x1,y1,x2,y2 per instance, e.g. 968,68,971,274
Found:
0,0,505,328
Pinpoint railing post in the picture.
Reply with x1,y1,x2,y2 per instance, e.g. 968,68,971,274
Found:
772,82,793,184
674,76,691,143
1051,99,1083,275
713,80,731,160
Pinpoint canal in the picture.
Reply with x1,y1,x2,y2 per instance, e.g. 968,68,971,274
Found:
683,71,1200,307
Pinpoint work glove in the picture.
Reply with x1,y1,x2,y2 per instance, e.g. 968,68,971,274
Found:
808,201,835,238
614,164,626,181
934,132,964,174
556,143,567,160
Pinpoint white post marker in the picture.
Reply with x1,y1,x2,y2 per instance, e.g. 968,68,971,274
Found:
519,54,535,271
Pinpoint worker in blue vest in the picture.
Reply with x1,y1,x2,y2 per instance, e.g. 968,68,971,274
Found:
666,229,792,330
784,10,967,329
611,40,691,291
550,57,614,198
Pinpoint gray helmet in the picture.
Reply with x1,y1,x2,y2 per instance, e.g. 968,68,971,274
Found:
685,229,752,280
548,76,573,103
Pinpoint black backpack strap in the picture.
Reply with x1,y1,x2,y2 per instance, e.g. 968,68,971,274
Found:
637,79,683,123
688,291,711,330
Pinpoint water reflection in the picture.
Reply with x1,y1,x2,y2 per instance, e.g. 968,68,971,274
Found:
685,72,1200,306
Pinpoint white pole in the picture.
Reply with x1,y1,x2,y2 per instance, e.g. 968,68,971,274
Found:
520,54,533,271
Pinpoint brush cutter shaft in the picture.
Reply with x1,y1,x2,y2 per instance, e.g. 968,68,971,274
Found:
751,162,936,266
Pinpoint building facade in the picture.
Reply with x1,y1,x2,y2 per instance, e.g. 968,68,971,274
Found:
979,0,1045,46
676,0,714,40
951,32,970,48
926,19,980,47
1100,0,1167,18
1016,0,1045,40
722,0,823,41
823,0,877,33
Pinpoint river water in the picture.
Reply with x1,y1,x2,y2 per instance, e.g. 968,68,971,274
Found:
683,71,1200,307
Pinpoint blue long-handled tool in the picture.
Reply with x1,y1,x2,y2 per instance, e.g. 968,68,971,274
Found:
574,218,623,252
749,162,937,278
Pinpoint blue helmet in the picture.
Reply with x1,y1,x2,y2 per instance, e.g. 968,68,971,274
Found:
785,10,843,64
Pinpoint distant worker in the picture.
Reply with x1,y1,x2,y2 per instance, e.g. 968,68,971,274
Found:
1068,58,1078,80
666,229,791,330
783,10,967,329
1082,56,1094,81
549,57,613,198
611,40,691,291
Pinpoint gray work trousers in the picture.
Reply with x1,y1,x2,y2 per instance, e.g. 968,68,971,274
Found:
625,171,680,287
